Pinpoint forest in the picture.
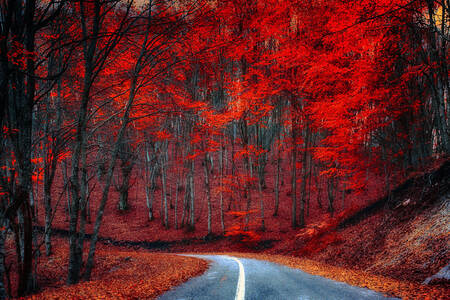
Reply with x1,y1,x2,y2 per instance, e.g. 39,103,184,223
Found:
0,0,449,298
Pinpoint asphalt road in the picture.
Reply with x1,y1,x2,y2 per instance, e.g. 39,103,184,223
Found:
157,255,398,300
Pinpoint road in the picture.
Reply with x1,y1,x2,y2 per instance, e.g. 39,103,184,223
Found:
157,255,398,300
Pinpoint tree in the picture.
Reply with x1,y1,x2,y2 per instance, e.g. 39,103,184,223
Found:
0,0,65,296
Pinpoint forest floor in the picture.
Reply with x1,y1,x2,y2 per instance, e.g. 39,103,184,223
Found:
41,154,391,245
17,236,208,299
14,158,449,299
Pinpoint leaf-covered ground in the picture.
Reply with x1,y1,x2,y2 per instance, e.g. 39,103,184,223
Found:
19,238,208,300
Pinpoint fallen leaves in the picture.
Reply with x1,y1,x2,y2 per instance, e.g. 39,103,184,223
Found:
21,238,208,300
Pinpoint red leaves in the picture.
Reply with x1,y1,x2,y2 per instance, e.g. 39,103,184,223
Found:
7,41,36,70
2,126,19,136
185,152,201,161
224,228,261,243
153,130,171,141
224,209,261,243
25,239,209,300
234,145,266,160
32,172,43,184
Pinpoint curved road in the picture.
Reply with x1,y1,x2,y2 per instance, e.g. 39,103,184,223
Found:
157,255,398,300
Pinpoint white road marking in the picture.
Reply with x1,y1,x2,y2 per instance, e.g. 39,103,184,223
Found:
226,256,245,300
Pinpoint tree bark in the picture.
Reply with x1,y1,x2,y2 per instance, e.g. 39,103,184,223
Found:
203,152,212,235
291,123,297,228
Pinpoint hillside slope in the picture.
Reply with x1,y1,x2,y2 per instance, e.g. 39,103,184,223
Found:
301,160,450,286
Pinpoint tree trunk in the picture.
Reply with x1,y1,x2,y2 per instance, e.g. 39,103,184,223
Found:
203,152,212,235
161,141,169,229
219,142,225,234
258,178,265,231
83,74,137,281
189,158,195,229
62,160,71,221
43,183,53,256
316,170,323,210
0,223,7,300
291,125,297,228
181,170,190,227
299,125,310,227
145,146,156,221
327,177,335,216
118,163,132,211
274,148,281,216
228,122,237,211
174,171,179,229
16,200,35,296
